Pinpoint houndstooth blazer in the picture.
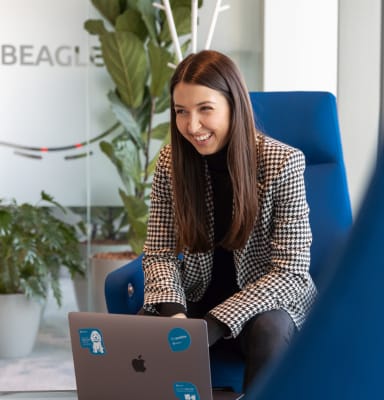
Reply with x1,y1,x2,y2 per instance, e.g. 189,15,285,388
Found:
143,134,317,338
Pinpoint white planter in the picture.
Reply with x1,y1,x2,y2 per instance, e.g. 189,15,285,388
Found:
0,293,42,358
90,253,134,313
73,241,130,312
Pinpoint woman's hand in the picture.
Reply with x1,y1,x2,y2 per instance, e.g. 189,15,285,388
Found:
171,313,187,318
204,314,230,346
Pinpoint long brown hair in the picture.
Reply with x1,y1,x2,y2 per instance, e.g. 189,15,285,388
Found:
170,50,260,253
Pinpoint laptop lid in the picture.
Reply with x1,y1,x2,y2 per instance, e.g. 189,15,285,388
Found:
68,312,242,400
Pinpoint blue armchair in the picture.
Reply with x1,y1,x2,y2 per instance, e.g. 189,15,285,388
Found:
104,91,353,393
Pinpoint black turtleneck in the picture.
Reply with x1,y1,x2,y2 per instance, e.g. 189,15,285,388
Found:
204,145,233,243
198,145,239,313
158,145,239,342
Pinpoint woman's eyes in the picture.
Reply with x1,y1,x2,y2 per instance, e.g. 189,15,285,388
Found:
175,107,213,114
200,106,213,112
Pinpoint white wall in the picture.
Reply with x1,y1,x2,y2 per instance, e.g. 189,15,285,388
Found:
338,0,381,213
263,0,338,94
263,0,381,214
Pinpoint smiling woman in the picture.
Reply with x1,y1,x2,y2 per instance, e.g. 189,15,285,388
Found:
142,50,317,392
173,82,231,155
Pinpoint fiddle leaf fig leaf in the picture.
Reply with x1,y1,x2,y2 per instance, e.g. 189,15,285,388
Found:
108,90,143,149
99,140,114,159
119,190,148,220
150,122,170,141
119,189,148,253
126,228,146,255
181,39,191,54
117,140,141,193
91,0,123,26
173,7,193,37
100,139,140,195
169,0,204,7
101,31,148,109
136,87,152,131
115,9,147,40
160,7,190,43
136,0,159,44
84,19,108,36
155,86,170,114
148,42,173,98
147,147,163,177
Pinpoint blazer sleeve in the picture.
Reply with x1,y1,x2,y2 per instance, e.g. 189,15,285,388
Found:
210,148,314,337
142,146,187,312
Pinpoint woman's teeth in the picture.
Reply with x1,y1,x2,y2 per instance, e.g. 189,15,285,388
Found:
195,133,212,142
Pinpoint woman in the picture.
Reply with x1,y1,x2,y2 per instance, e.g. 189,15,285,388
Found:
142,50,317,391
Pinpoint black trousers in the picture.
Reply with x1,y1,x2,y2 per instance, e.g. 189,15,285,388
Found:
222,309,296,391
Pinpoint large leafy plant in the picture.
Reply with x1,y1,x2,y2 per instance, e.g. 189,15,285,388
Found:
0,192,85,306
85,0,203,254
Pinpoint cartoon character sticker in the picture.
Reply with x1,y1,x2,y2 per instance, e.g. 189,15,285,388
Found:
78,328,106,355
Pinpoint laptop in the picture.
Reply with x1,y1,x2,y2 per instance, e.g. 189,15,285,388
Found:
68,312,243,400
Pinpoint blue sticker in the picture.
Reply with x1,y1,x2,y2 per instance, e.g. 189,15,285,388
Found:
174,382,200,400
168,328,191,352
78,328,106,355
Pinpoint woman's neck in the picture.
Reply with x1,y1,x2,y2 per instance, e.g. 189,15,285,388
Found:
203,144,229,172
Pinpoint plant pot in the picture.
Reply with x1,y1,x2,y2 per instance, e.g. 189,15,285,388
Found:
73,241,130,312
0,293,42,358
90,251,136,313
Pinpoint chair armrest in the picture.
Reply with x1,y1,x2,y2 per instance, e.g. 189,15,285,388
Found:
104,253,144,314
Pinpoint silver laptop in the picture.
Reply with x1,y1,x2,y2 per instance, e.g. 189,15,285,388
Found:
68,312,243,400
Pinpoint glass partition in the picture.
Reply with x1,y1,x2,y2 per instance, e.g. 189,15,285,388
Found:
0,0,263,391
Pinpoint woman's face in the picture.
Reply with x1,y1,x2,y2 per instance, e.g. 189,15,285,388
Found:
173,82,231,155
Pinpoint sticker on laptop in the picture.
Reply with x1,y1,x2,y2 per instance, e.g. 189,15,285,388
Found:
174,382,200,400
168,328,191,352
78,328,106,355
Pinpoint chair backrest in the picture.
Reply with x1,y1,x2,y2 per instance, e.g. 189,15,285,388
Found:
249,91,353,283
245,149,384,400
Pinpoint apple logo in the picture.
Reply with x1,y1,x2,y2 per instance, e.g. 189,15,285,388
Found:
131,355,146,372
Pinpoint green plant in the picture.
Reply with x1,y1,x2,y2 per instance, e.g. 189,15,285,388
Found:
85,0,203,254
0,191,85,306
70,206,127,242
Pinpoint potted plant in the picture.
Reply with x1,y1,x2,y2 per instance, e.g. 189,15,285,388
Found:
83,0,203,311
70,205,134,311
0,191,85,358
85,0,203,254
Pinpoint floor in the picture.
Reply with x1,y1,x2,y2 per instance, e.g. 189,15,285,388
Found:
0,276,78,391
